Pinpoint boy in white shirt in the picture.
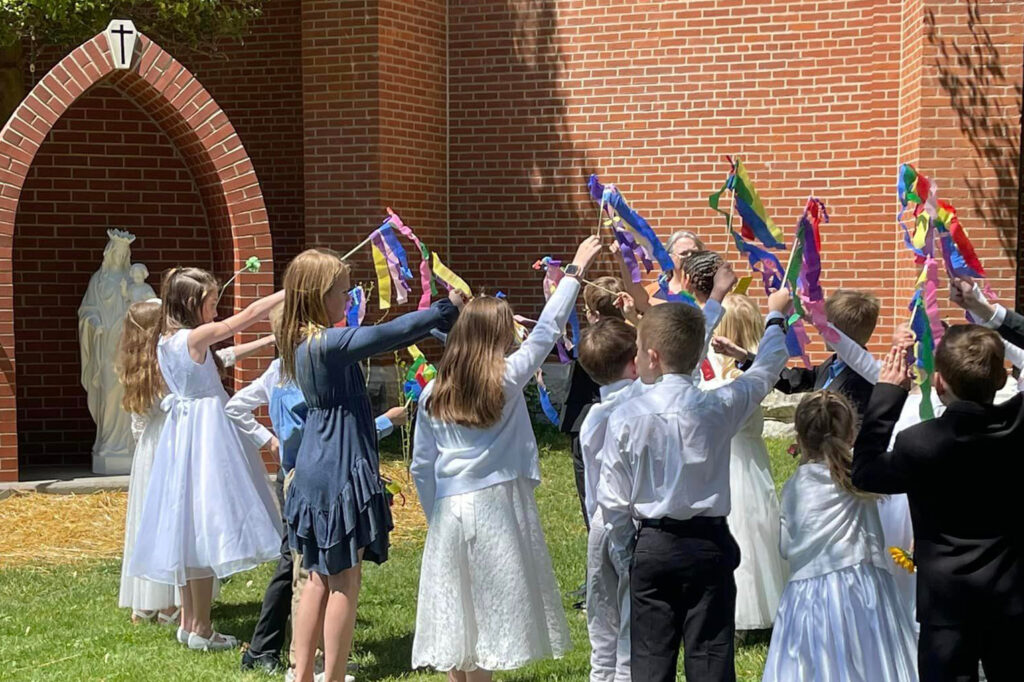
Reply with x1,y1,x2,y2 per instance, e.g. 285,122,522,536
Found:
577,317,640,682
596,287,793,682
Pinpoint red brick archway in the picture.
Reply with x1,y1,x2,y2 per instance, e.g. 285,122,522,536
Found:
0,30,275,481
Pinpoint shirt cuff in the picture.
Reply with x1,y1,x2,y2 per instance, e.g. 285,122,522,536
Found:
984,304,1007,330
375,415,394,439
255,425,274,448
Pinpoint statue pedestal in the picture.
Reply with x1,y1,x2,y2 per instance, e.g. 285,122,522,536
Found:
92,452,132,475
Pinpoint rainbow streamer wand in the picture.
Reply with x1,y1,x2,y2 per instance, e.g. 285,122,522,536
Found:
588,175,659,283
709,158,786,294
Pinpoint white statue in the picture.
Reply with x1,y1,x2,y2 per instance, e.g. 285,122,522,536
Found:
78,229,137,474
122,263,157,303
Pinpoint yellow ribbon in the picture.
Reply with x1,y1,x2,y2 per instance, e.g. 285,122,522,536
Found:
432,252,471,296
733,276,752,296
372,242,392,310
408,344,425,361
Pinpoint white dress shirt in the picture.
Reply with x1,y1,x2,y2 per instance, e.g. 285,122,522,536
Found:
596,312,789,568
578,378,643,525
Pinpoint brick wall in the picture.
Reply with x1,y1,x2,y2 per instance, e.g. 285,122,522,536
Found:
448,0,1020,361
183,0,305,282
13,84,214,470
915,0,1022,313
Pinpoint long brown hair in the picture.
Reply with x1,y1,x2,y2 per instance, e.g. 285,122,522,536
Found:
425,296,515,428
159,267,224,373
279,248,350,383
794,391,877,500
117,300,165,414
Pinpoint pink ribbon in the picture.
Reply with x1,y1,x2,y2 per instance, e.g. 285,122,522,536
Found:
922,258,944,347
371,231,410,305
386,210,433,310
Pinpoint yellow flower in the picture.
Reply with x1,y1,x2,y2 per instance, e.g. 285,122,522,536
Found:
889,546,915,573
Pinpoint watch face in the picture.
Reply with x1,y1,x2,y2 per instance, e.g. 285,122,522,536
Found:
564,265,579,275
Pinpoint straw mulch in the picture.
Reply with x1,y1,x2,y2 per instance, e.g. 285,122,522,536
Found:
0,464,427,569
0,490,128,568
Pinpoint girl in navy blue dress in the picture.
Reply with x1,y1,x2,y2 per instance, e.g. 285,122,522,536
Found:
280,247,464,682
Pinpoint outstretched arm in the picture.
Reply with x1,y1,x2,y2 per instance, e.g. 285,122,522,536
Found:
188,290,285,363
327,296,461,366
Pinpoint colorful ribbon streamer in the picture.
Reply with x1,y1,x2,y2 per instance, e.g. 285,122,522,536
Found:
432,251,471,296
535,370,560,427
591,178,675,273
346,285,366,327
589,175,658,282
909,294,936,421
731,159,786,249
386,209,437,310
370,240,392,310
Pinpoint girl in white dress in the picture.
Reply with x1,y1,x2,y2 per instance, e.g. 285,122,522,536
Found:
116,298,275,625
763,391,918,682
410,236,602,681
128,267,284,651
703,293,787,631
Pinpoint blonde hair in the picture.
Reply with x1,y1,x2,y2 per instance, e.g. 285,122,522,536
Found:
825,290,880,347
717,294,762,379
583,276,625,320
280,248,350,383
794,391,877,500
117,300,165,414
425,296,515,428
159,267,225,373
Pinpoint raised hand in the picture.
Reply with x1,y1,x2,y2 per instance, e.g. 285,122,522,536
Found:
768,288,794,316
571,236,604,275
711,335,749,361
448,288,469,310
710,262,739,302
384,405,408,427
879,346,913,390
949,276,994,321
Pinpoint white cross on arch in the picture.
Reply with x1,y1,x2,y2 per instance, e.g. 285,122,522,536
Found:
104,20,138,70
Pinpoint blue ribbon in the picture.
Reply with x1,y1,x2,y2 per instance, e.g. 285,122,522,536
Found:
537,381,560,427
346,286,364,327
378,223,413,280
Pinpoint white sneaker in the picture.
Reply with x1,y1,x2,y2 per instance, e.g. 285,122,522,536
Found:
186,631,238,652
176,626,190,645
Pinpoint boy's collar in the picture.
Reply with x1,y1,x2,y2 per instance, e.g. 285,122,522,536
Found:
599,377,634,399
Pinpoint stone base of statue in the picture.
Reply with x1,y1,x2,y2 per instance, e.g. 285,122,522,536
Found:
92,451,133,475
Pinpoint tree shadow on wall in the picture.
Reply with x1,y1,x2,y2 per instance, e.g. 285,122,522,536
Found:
450,0,603,304
925,0,1022,266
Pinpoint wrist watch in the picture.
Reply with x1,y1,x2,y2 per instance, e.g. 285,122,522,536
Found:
765,316,788,334
563,264,582,278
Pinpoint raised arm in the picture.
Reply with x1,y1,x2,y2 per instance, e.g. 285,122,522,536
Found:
506,237,602,390
713,290,792,424
189,290,285,363
852,347,915,494
830,326,881,384
612,241,655,314
951,276,1024,349
219,333,276,368
326,296,461,366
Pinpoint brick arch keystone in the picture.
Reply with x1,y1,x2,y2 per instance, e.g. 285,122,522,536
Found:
0,31,275,481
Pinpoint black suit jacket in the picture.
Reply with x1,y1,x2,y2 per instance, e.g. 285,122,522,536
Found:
558,360,600,436
852,383,1024,625
775,354,874,416
996,306,1024,349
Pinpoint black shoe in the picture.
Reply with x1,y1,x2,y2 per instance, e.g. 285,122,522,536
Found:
240,649,284,674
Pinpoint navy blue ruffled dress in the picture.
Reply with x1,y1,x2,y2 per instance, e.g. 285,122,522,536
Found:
285,300,458,574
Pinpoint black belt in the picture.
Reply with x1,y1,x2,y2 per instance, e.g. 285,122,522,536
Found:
640,516,726,530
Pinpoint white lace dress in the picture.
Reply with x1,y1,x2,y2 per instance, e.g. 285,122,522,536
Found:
411,477,571,671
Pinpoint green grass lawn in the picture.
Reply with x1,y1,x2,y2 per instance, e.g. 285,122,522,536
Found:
0,432,797,681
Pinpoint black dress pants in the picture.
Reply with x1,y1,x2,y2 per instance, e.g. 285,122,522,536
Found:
247,471,294,658
630,518,740,682
919,616,1024,682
